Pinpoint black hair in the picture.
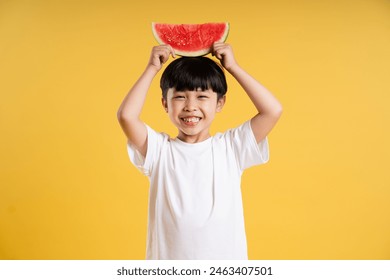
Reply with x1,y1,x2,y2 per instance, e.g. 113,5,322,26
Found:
160,57,227,100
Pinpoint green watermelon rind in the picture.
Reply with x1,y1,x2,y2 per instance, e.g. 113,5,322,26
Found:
151,22,230,57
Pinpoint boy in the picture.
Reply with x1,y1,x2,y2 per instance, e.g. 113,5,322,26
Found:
117,42,282,259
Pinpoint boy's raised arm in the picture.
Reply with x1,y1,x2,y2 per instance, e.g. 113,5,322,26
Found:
212,42,283,143
117,45,175,157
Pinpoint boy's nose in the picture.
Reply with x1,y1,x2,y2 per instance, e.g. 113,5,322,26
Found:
184,99,197,111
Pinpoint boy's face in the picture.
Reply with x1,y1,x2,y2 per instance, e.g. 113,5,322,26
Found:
162,88,225,143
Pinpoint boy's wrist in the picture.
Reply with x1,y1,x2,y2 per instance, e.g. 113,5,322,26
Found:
225,63,241,76
144,64,160,76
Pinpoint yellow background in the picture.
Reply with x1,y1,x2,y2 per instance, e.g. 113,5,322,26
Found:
1,0,389,259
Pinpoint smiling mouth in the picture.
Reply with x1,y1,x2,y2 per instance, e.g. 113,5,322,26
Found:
181,117,201,125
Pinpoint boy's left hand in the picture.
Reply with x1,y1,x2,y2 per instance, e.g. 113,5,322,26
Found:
212,42,238,71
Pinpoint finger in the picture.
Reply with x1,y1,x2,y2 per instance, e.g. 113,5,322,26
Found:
214,47,226,59
214,50,223,60
157,45,173,63
212,43,223,58
213,41,224,48
213,44,228,57
212,41,227,51
212,42,219,55
167,45,176,58
159,44,175,57
159,51,170,64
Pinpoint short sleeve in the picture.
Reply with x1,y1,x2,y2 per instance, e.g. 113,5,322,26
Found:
228,120,269,171
126,124,165,177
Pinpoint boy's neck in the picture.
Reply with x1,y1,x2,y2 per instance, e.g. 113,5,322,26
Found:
176,131,211,144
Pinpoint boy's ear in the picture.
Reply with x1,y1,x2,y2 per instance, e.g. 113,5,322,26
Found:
161,98,168,112
216,95,226,112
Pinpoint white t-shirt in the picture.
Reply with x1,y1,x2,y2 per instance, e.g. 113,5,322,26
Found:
127,120,269,260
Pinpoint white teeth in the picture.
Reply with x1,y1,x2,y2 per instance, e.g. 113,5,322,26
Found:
182,117,200,123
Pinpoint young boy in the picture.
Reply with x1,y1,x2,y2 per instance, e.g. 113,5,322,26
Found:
117,42,282,260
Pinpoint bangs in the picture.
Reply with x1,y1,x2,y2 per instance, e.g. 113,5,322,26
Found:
173,67,214,92
160,57,227,99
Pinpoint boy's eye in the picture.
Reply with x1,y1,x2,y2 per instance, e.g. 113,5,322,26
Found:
198,95,209,99
174,96,185,99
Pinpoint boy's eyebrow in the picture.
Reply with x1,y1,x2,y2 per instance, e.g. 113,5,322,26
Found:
178,88,213,93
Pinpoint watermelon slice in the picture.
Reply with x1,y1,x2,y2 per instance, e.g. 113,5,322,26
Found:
152,22,229,57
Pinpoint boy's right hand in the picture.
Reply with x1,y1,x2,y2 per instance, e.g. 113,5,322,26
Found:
147,45,176,72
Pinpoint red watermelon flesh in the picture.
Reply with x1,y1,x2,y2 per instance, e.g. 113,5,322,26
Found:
152,22,229,57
